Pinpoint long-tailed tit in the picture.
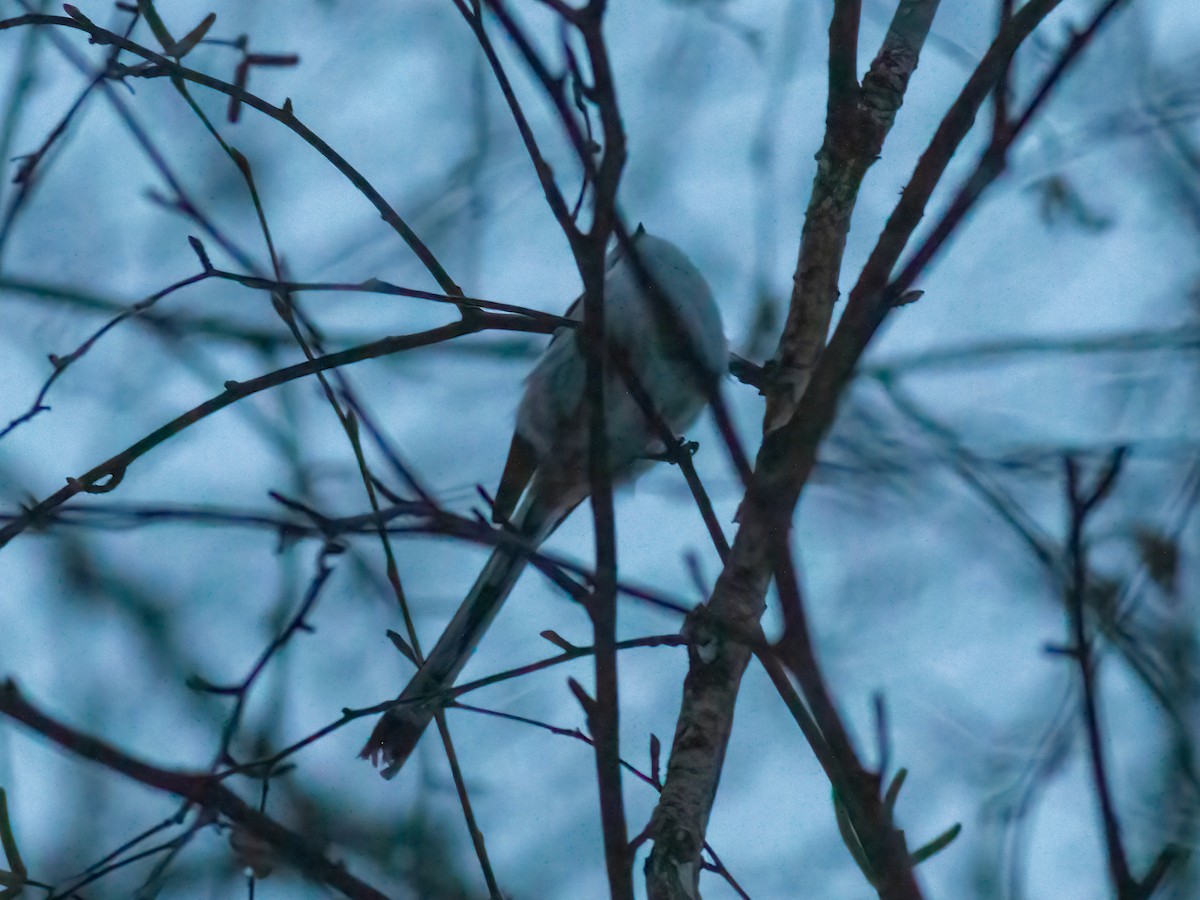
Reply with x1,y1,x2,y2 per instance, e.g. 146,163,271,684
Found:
361,227,727,778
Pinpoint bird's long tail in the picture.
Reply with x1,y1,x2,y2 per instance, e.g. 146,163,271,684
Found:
360,492,563,779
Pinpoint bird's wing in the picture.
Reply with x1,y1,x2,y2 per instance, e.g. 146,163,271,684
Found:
492,431,539,524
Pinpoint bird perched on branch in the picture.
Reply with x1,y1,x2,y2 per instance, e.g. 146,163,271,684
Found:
361,227,727,779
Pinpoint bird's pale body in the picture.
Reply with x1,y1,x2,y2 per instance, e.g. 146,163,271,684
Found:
363,229,726,778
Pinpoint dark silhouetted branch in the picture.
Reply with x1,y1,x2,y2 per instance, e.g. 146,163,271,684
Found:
0,680,389,900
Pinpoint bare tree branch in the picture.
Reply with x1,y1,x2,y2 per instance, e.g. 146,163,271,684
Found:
1062,453,1139,897
761,0,940,433
648,1,1136,897
0,12,460,296
0,313,552,549
0,680,390,900
647,2,942,897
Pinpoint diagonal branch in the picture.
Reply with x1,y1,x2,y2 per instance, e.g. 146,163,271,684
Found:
0,313,553,549
646,4,941,897
0,12,460,296
0,680,389,900
762,0,938,432
648,0,1132,896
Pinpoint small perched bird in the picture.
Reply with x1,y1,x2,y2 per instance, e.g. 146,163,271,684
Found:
361,227,727,778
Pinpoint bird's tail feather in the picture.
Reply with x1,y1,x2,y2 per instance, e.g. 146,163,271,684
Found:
360,491,565,779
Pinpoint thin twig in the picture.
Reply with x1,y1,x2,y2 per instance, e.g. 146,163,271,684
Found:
451,701,749,899
1063,454,1137,898
0,12,460,296
0,680,390,900
0,314,552,549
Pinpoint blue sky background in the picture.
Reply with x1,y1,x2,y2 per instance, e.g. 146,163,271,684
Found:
2,0,1199,897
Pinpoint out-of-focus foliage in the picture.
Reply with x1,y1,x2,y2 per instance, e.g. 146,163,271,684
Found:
0,1,1198,898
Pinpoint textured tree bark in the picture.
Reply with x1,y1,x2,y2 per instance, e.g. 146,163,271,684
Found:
764,0,940,434
644,3,942,898
645,0,1105,892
